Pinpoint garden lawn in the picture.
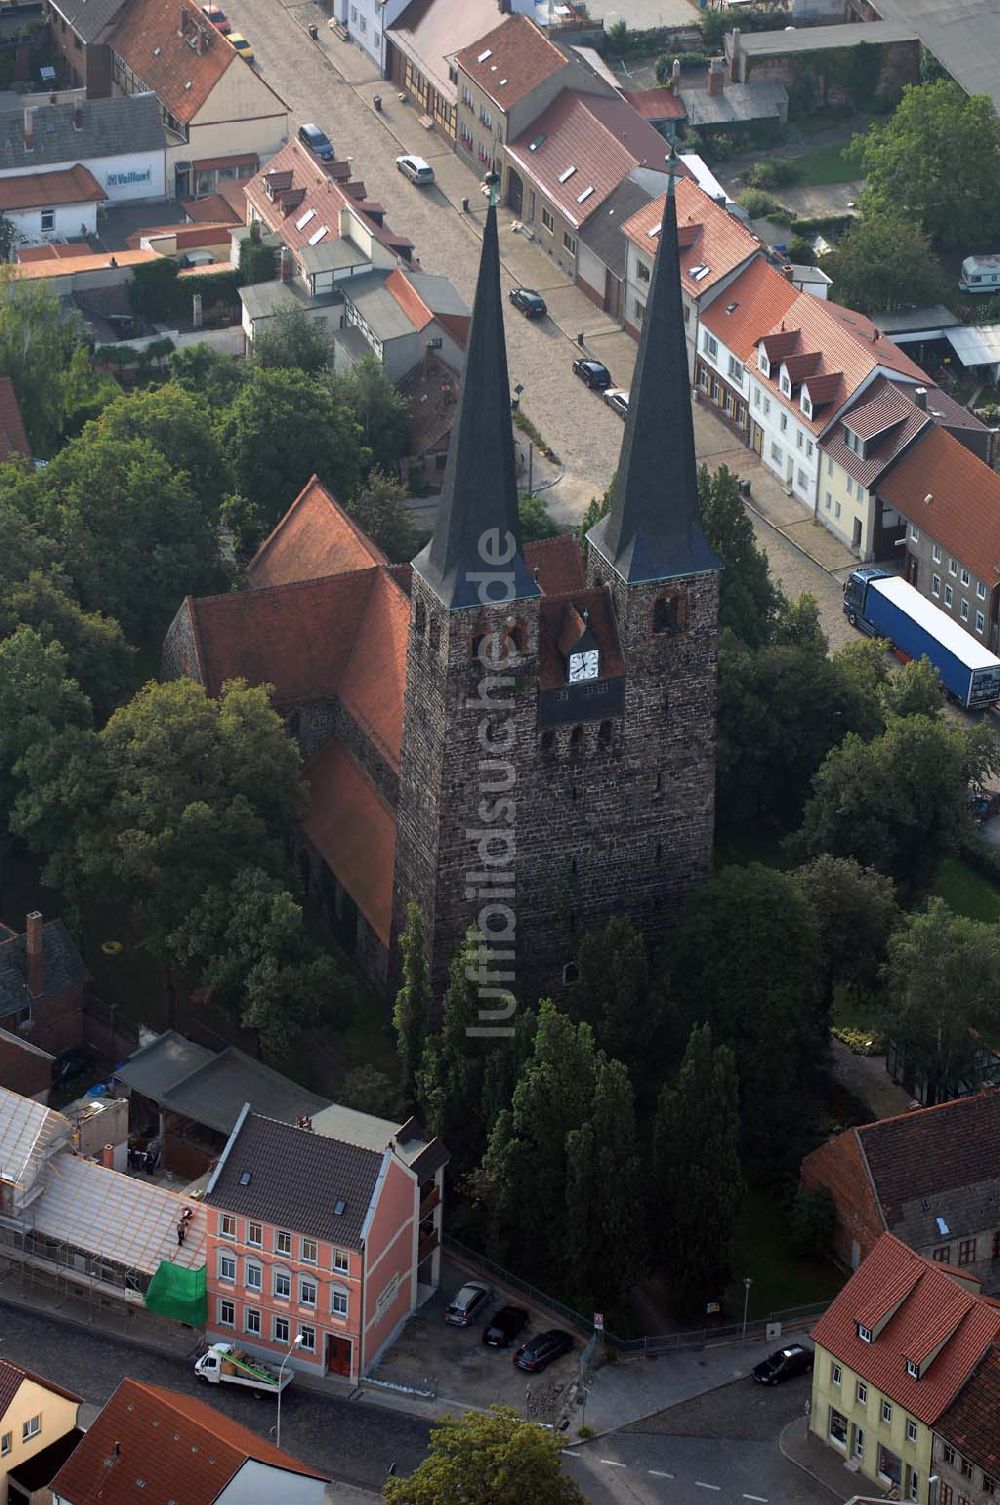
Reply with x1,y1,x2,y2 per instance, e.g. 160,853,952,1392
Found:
790,145,858,185
934,856,1000,923
729,1185,845,1319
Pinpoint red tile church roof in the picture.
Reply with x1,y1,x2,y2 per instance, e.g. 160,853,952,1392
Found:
248,475,387,587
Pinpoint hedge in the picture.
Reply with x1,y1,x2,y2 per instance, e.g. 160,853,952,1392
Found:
129,258,240,323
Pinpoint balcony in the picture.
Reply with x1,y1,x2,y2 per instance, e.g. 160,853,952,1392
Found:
417,1230,439,1266
419,1185,440,1219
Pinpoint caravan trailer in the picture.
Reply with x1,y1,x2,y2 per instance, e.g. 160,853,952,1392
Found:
959,254,1000,292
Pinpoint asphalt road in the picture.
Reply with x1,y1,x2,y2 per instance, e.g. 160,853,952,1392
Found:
565,1377,837,1505
0,1301,429,1494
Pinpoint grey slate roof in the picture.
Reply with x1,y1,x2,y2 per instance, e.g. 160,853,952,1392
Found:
341,270,416,342
412,199,539,610
0,94,165,173
205,1112,384,1250
588,170,720,585
157,1047,328,1138
579,175,652,281
310,1103,449,1177
49,0,131,44
0,920,87,1016
893,1178,1000,1252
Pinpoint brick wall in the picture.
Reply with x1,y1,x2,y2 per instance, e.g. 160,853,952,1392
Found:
800,1129,886,1270
0,1035,51,1099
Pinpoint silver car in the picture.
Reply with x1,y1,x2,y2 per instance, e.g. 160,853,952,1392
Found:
396,154,435,185
444,1280,492,1326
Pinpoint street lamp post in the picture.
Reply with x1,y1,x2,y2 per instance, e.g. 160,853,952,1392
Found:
276,1334,303,1450
741,1277,753,1346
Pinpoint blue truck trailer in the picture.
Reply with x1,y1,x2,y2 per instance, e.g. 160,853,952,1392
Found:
843,568,1000,709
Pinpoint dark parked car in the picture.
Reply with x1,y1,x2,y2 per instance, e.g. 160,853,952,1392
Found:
298,123,334,162
509,287,546,319
51,1044,97,1089
572,358,612,390
482,1306,529,1347
752,1343,813,1385
444,1281,492,1327
514,1329,574,1372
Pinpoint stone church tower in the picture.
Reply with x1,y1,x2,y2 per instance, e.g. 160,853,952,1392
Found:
392,168,719,1003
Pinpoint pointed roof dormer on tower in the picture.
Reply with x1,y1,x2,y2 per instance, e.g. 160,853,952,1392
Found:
588,158,720,585
411,177,539,611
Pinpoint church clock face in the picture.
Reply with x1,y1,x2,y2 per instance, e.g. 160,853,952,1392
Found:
568,649,599,684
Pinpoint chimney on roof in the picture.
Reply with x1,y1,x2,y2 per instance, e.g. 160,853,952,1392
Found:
707,58,725,98
914,386,927,410
25,911,43,998
296,1115,313,1131
22,106,34,151
101,1143,115,1168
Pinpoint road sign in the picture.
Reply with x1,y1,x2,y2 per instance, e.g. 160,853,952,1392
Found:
705,1301,720,1314
593,1313,604,1330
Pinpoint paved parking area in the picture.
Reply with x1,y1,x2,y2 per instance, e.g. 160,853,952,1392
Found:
369,1266,579,1419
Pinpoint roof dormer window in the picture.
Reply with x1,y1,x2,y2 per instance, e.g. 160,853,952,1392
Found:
844,427,863,456
906,1359,918,1379
858,1323,873,1343
801,391,813,419
757,348,770,377
779,369,791,397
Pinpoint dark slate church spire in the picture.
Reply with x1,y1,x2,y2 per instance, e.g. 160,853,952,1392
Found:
411,184,539,611
587,160,720,584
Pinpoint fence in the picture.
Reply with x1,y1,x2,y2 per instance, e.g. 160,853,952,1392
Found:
443,1236,832,1356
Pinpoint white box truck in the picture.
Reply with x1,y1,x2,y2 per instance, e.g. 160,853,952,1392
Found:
194,1342,294,1394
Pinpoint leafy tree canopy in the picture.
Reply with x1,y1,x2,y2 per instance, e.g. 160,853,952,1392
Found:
824,213,951,314
698,463,783,647
852,80,1000,248
89,382,231,513
794,853,900,1006
0,273,111,454
253,305,334,374
349,469,421,563
332,357,411,473
383,1407,586,1505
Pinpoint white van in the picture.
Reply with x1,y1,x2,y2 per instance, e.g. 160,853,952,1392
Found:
959,254,1000,293
396,154,434,186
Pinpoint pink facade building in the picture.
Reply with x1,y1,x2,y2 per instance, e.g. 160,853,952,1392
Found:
203,1104,447,1381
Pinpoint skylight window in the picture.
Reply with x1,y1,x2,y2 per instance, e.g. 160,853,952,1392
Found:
691,264,712,281
577,186,594,204
647,225,661,239
477,48,492,62
528,133,546,152
296,207,316,230
307,225,329,245
558,166,577,183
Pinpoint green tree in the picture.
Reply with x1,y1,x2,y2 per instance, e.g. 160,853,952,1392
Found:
338,1064,407,1120
0,570,133,722
0,211,22,263
89,383,231,513
14,677,303,972
393,903,432,1104
851,80,1000,248
794,854,900,1011
218,368,368,542
882,656,944,719
253,305,334,374
170,865,346,1062
0,626,91,832
332,357,410,473
518,491,559,543
824,213,950,314
568,915,668,1099
170,344,248,406
772,591,827,654
652,1024,743,1314
698,463,782,648
32,434,223,641
666,865,825,1172
382,1407,586,1505
788,1186,835,1259
0,274,106,455
882,897,1000,1098
565,1055,644,1312
349,468,419,562
792,714,995,896
480,1001,598,1278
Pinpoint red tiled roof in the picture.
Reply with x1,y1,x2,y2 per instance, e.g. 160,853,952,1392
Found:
936,1342,1000,1476
811,1234,1000,1425
109,0,240,125
16,242,85,262
51,1377,324,1505
302,739,396,944
623,177,762,301
623,86,687,121
11,248,157,279
385,266,436,334
248,474,387,588
128,223,233,250
185,565,409,768
700,257,798,361
538,586,624,690
455,12,566,108
183,185,247,224
507,90,686,230
0,163,105,211
245,140,408,262
0,1356,80,1421
523,533,586,595
0,376,30,460
877,424,1000,584
820,376,931,491
858,1091,1000,1222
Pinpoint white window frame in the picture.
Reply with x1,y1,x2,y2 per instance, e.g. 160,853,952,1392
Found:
932,544,941,562
858,1325,873,1344
245,1261,262,1292
0,1433,10,1457
757,348,770,376
298,1324,316,1353
829,1407,848,1450
22,1416,40,1443
728,355,744,384
245,1307,261,1336
218,1298,235,1327
881,1399,892,1424
949,557,957,575
219,1214,236,1240
961,567,970,586
780,370,791,396
301,1238,318,1266
906,1418,917,1443
857,1380,869,1402
332,1286,349,1317
977,581,987,600
273,1269,292,1301
906,1360,918,1379
945,584,953,607
218,1253,236,1284
273,1315,290,1344
333,1249,350,1274
801,393,813,418
977,611,986,634
275,1230,293,1257
703,330,718,361
780,411,788,433
247,1222,262,1248
299,1276,318,1308
832,1363,842,1385
932,574,941,597
961,599,969,621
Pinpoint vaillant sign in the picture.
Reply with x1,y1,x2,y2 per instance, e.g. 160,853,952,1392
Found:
106,167,153,188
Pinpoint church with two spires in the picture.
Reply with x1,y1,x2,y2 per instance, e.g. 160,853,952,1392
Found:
165,167,721,1000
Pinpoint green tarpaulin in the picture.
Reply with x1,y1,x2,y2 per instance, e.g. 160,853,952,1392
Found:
144,1261,207,1326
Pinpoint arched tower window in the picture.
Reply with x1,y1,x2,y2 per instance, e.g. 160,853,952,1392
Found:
654,594,687,634
414,598,426,635
598,719,612,748
540,730,555,757
570,724,584,754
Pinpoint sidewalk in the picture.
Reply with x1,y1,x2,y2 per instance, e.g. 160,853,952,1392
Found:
781,1414,880,1501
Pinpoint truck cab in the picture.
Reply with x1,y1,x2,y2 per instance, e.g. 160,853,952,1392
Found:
843,567,889,629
